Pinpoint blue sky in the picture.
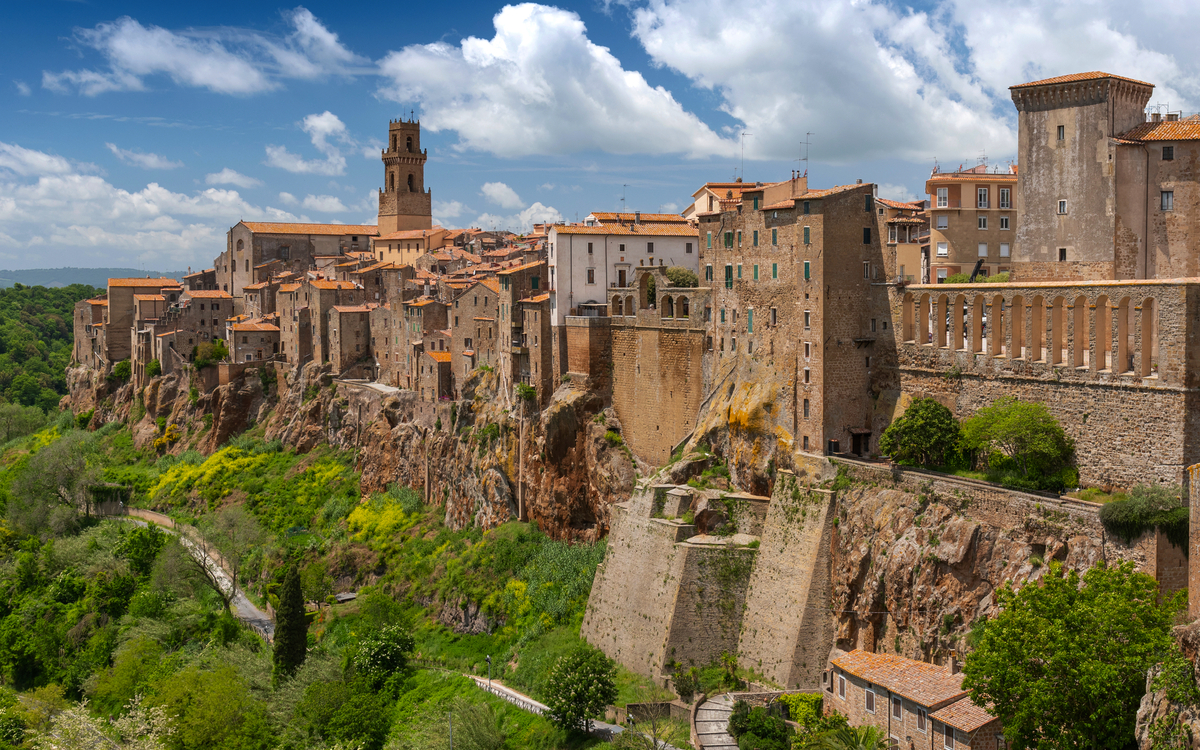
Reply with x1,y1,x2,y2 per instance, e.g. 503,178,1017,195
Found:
1,0,1196,271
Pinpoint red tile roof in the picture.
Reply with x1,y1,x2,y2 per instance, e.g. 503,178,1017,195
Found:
589,211,689,224
231,321,280,332
1119,119,1200,142
376,226,445,241
521,293,551,303
87,298,109,306
184,290,233,299
309,280,359,290
243,281,270,291
498,261,545,275
1010,71,1153,89
109,277,179,288
930,698,998,733
277,283,301,293
240,221,378,236
427,351,452,363
133,294,165,302
552,223,698,237
832,650,966,708
877,198,923,210
332,305,373,313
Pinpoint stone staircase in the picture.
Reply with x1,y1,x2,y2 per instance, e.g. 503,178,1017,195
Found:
694,693,737,749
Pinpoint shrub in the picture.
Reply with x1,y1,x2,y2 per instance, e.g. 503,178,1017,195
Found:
515,382,537,401
544,647,617,733
728,701,790,748
191,340,228,370
944,273,972,284
108,359,132,382
1100,484,1187,548
145,359,162,378
960,397,1074,488
879,398,959,467
604,430,624,447
75,409,94,430
352,625,414,688
672,665,699,703
665,266,699,288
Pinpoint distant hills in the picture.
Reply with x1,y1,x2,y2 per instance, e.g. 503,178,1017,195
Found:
0,267,188,289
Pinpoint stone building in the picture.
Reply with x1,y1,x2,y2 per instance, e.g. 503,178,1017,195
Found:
398,298,449,390
326,305,373,374
100,278,181,364
302,279,365,365
377,118,433,235
684,179,760,219
374,226,448,266
277,283,311,366
419,350,452,401
229,320,280,362
926,164,1018,282
699,180,893,457
221,222,376,300
877,199,929,284
73,296,109,370
827,650,1001,750
451,279,500,384
496,261,547,399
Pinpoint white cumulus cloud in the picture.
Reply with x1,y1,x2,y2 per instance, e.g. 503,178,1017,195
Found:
43,9,367,97
376,4,734,158
278,191,298,205
14,81,31,96
265,111,351,175
0,143,82,177
877,183,921,203
106,143,184,170
473,202,563,233
480,181,524,210
432,199,466,218
301,194,349,212
205,168,262,188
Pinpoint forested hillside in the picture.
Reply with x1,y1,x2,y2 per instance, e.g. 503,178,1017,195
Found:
0,284,99,412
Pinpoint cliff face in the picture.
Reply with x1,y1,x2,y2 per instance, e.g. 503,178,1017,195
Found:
67,361,636,541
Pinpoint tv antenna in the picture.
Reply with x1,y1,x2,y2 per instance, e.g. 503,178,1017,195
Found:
740,132,753,181
622,184,629,213
795,133,813,181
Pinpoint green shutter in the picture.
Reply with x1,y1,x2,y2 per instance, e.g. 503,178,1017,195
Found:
772,228,777,245
725,265,733,289
753,230,759,246
725,232,733,248
753,198,759,210
748,309,753,333
753,265,759,280
707,231,712,249
804,260,810,280
803,226,810,244
721,308,726,323
772,263,778,279
737,264,742,279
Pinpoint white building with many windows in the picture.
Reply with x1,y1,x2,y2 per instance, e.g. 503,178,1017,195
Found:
547,212,699,326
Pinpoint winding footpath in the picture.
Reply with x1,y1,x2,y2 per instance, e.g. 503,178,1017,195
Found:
694,693,737,750
101,506,275,640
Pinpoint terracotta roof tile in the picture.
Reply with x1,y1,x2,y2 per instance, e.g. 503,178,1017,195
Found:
87,298,109,306
243,281,270,290
376,225,445,241
184,290,233,299
231,321,280,332
309,280,359,290
552,224,698,237
589,211,689,224
1010,71,1153,89
332,305,373,313
1119,119,1200,141
763,200,795,211
133,294,165,302
877,198,924,210
277,283,301,293
930,698,998,733
521,293,551,303
108,277,179,288
498,261,545,275
240,221,378,236
832,650,966,708
427,351,452,363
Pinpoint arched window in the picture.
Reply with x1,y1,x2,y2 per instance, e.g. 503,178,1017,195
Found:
1140,298,1156,377
680,297,690,318
902,292,914,342
953,294,967,350
236,239,244,251
663,296,675,318
1011,295,1025,359
1118,297,1133,373
625,295,635,316
1095,295,1111,370
406,136,413,152
407,174,415,192
935,295,948,348
611,297,623,316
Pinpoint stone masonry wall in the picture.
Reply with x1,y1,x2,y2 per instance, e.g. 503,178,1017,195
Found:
664,542,756,674
738,472,836,690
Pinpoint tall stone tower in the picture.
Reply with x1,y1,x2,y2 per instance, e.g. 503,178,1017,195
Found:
378,118,433,234
1009,72,1153,280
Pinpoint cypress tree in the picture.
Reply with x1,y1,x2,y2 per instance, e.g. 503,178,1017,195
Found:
272,561,307,682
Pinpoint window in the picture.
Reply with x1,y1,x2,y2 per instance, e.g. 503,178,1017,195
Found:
804,310,811,329
586,268,595,284
936,242,948,257
753,230,759,247
725,265,733,289
804,368,810,383
944,724,954,750
889,226,897,243
772,228,777,245
753,264,759,280
737,231,742,246
865,688,875,714
937,215,948,229
936,187,948,208
978,215,988,230
1058,200,1068,215
1163,145,1175,161
1000,187,1011,208
803,201,811,215
587,242,593,255
892,696,902,720
737,264,743,279
871,318,877,332
647,242,654,254
1057,125,1065,141
1000,243,1010,258
917,708,927,732
803,226,811,244
863,261,870,278
1000,216,1010,230
705,264,713,281
772,263,778,279
978,243,988,257
863,227,871,244
1162,191,1175,211
865,195,873,212
1059,247,1067,262
725,232,734,248
753,197,759,210
532,276,540,290
747,309,753,333
865,356,871,368
770,307,777,326
937,268,948,282
977,187,988,208
804,436,809,450
804,260,810,280
686,242,693,254
803,398,810,417
707,231,712,249
804,342,810,358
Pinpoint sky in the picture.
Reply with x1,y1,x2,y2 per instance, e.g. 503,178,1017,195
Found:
1,1,1198,271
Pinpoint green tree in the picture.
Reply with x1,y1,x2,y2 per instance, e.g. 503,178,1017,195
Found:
962,561,1179,749
798,725,889,750
664,266,699,288
879,398,959,467
149,665,273,750
145,359,162,378
960,396,1074,482
543,646,617,733
352,625,414,688
0,402,47,442
108,360,132,382
272,561,308,682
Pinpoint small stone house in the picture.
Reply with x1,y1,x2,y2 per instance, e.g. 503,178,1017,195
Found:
420,350,452,401
826,650,1002,750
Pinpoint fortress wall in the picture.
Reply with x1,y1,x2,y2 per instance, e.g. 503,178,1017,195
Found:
581,503,694,679
664,543,757,673
738,473,836,690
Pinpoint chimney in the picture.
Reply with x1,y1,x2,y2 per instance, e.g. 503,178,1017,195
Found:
948,656,961,675
856,178,863,184
635,211,641,225
1151,112,1162,122
1167,112,1180,121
